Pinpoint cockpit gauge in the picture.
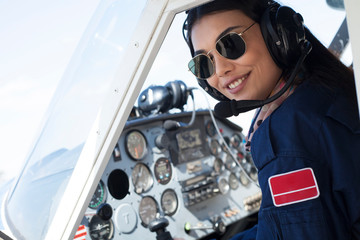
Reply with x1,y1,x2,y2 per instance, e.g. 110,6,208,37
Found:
131,163,153,194
205,120,217,137
161,189,178,216
241,154,258,181
217,177,230,195
249,167,258,181
213,158,224,174
237,151,245,161
225,154,236,171
154,158,172,185
221,137,231,152
239,171,250,186
229,173,239,190
139,196,159,227
89,215,114,240
230,133,242,149
89,180,106,209
209,139,222,156
125,130,147,160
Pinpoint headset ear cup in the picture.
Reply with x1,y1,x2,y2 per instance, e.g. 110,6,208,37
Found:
261,5,306,68
166,80,188,109
261,6,284,68
276,6,306,64
176,80,189,108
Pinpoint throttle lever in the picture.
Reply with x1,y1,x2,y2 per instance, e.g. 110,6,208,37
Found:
148,217,173,240
184,217,226,235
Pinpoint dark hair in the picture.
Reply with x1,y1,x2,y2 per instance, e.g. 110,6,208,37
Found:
183,0,356,101
183,0,273,57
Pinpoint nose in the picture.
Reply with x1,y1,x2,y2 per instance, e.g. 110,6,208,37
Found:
212,52,234,77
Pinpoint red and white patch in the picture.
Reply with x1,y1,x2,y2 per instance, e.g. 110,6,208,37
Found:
268,168,319,207
73,225,87,240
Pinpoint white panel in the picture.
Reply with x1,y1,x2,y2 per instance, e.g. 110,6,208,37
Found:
45,0,214,239
45,1,169,239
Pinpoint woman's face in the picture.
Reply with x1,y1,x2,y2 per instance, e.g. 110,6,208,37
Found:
191,10,282,101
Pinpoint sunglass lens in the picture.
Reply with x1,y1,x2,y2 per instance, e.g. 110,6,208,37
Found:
216,34,246,60
188,54,214,79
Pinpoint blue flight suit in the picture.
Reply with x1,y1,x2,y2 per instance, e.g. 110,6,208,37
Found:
232,79,360,239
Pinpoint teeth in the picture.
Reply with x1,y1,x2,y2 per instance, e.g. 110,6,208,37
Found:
228,76,246,89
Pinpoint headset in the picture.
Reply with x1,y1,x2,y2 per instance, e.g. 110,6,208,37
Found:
138,80,197,131
138,80,190,115
261,5,307,69
189,4,312,116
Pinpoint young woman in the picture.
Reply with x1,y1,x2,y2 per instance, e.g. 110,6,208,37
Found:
183,0,360,239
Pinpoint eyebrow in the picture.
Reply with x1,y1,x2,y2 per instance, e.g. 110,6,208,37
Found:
193,25,242,56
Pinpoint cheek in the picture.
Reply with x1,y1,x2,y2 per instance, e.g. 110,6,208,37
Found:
255,58,282,98
206,76,218,90
249,40,282,80
237,42,282,99
258,53,282,79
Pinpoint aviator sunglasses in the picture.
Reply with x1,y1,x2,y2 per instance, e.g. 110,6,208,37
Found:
188,22,256,79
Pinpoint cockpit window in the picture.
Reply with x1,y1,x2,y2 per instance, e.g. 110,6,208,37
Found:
5,1,147,239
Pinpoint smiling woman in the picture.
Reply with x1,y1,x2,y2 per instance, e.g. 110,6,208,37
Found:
0,0,357,240
183,0,360,239
190,10,283,102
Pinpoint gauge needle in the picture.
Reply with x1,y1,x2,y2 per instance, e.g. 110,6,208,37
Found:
135,147,139,159
89,223,109,233
135,165,143,193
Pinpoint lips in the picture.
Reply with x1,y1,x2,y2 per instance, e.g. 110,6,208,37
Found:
228,75,247,89
226,73,250,93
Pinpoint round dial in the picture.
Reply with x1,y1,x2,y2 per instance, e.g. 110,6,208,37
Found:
139,196,159,227
205,120,217,137
154,158,172,185
161,189,178,216
217,177,230,195
225,154,236,171
213,158,224,174
209,139,222,156
89,180,106,209
125,130,147,160
239,171,250,186
230,133,242,149
131,163,153,194
89,215,114,240
229,173,239,190
249,167,258,181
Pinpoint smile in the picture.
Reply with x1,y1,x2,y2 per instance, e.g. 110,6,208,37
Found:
228,74,248,89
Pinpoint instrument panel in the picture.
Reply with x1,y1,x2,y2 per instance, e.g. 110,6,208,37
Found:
79,111,261,240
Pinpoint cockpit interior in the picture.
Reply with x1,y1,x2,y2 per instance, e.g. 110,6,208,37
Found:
0,0,357,240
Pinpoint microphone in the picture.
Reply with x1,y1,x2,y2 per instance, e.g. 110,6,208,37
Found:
215,99,266,118
214,40,312,118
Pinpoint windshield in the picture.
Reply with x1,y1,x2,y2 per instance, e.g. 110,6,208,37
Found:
5,1,147,239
